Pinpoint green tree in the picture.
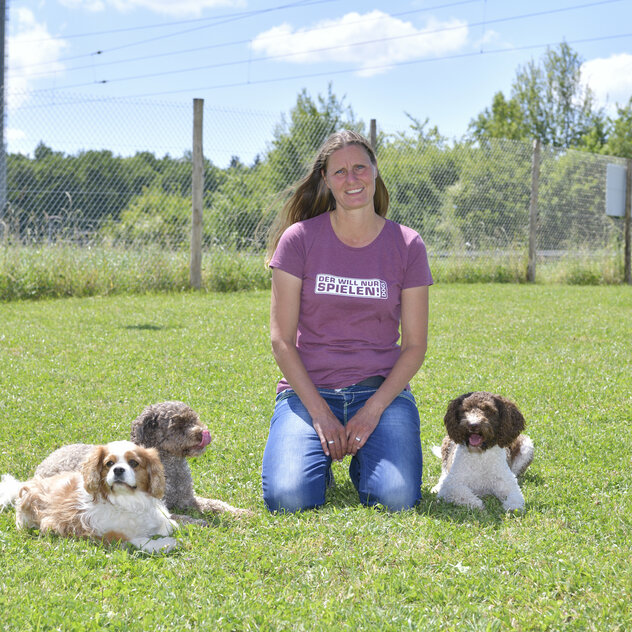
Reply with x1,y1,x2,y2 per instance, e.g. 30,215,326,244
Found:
576,97,632,158
468,92,529,142
12,145,81,240
379,115,460,242
468,43,600,148
266,84,363,189
73,150,130,223
206,161,273,251
600,97,632,158
446,140,533,249
100,183,191,248
578,112,610,154
536,149,613,251
514,43,598,146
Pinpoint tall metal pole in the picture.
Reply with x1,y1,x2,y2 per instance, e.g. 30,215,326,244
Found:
0,0,6,223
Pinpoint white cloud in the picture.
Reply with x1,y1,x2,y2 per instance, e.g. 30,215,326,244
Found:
582,53,632,112
250,10,469,77
59,0,242,17
57,0,106,11
7,9,69,109
6,128,26,142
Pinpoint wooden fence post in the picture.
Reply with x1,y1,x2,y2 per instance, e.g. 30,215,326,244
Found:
370,119,376,151
527,139,541,283
190,98,204,289
625,158,632,284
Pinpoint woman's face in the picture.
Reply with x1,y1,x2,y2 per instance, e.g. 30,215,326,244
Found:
322,144,377,213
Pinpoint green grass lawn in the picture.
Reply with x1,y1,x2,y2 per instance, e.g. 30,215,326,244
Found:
1,285,630,631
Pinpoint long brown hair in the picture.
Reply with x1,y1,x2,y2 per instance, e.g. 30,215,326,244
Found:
265,130,389,264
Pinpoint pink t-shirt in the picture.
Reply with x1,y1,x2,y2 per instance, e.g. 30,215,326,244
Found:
270,212,433,392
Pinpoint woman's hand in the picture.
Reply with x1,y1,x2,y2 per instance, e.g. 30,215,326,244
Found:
311,407,347,461
344,400,383,456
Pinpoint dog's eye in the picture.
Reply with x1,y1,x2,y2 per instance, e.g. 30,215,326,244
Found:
128,459,139,469
105,460,115,468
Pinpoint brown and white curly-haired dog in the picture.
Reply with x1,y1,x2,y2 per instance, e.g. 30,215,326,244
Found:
0,441,178,554
33,401,250,524
431,392,534,511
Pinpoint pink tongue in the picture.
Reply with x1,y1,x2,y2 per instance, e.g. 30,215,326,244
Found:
469,434,483,447
199,430,212,449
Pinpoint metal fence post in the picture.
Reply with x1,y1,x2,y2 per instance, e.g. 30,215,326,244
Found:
527,138,541,283
0,0,7,224
625,158,632,285
190,98,204,289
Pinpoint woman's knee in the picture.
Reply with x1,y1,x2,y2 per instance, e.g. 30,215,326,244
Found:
262,448,328,513
262,394,331,512
362,480,420,511
358,468,421,511
262,476,325,513
354,445,422,512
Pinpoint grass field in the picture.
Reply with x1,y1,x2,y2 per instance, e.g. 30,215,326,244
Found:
0,285,630,631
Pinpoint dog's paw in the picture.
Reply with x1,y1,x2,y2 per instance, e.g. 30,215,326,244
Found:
502,499,525,513
195,496,253,517
136,536,180,554
445,494,484,510
464,499,485,510
232,507,254,517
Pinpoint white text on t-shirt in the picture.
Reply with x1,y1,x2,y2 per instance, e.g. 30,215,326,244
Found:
315,274,388,299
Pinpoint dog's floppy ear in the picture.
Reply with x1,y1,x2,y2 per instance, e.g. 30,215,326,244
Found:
494,395,525,447
443,393,472,443
81,445,108,498
130,406,160,448
141,447,166,499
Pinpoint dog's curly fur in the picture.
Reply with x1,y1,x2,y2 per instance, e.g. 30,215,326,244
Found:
35,401,251,523
431,392,534,511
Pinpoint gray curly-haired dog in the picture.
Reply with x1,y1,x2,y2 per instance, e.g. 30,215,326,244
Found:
35,401,251,523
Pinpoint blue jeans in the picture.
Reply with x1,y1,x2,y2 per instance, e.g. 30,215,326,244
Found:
261,386,423,513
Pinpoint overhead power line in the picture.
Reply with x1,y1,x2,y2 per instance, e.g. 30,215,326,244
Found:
11,0,481,71
16,31,632,102
111,32,632,99
11,0,628,89
15,0,478,45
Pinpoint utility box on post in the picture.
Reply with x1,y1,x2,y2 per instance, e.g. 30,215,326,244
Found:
606,163,626,217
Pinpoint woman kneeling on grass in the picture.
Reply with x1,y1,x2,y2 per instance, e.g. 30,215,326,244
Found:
261,130,433,513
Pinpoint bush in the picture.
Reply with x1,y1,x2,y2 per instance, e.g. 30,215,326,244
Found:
100,184,191,249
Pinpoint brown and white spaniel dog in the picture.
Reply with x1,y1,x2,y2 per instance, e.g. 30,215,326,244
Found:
431,392,534,511
0,441,178,553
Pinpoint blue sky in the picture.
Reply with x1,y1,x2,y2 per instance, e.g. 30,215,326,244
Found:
6,0,632,164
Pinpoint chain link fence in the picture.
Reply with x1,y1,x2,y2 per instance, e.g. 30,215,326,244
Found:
2,91,627,294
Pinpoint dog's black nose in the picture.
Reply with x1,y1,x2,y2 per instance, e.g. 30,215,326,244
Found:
113,466,126,477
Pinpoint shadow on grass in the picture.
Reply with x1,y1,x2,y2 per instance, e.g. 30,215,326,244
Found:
122,324,171,331
324,466,539,526
417,475,544,525
416,494,511,526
